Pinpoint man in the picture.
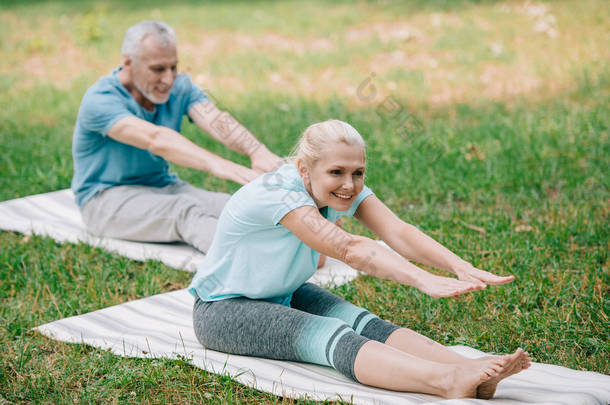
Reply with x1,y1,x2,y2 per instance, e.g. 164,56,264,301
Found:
72,20,281,253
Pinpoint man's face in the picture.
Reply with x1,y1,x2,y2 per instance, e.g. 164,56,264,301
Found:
128,35,178,104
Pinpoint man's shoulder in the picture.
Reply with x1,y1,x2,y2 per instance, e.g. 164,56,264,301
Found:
83,68,125,101
174,72,194,86
170,73,200,95
76,69,132,132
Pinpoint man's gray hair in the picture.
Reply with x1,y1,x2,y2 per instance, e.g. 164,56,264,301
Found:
121,20,177,60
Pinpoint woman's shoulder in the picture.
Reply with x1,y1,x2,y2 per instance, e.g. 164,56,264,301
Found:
225,164,315,225
251,163,306,192
228,163,310,205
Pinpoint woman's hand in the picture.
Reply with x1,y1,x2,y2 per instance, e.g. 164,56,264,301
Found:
453,262,515,287
415,273,486,298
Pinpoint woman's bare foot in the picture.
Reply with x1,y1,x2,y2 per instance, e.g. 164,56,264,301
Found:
444,357,506,398
476,348,531,399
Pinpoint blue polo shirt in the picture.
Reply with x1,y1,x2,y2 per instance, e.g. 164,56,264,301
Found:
188,164,374,306
71,67,209,207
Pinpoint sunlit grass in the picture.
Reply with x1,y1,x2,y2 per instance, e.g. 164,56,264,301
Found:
1,0,608,105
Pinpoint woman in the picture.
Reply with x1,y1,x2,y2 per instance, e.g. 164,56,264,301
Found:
189,119,530,399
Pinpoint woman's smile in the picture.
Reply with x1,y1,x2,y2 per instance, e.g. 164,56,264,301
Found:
332,192,353,200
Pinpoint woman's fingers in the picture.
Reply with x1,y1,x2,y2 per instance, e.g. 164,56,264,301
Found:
421,272,493,298
455,272,487,288
464,275,487,288
475,271,515,285
459,281,485,294
435,279,484,298
458,266,515,286
486,274,515,284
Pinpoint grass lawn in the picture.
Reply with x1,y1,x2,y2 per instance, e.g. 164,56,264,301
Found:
1,0,608,403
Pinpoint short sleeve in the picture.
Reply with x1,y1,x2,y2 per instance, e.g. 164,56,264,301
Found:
255,184,316,226
268,187,317,225
230,172,316,228
183,75,209,111
78,90,132,136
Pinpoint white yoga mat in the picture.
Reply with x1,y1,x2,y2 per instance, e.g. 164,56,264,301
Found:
0,189,358,285
35,288,610,405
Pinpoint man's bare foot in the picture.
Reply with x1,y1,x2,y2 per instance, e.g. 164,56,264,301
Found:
444,357,506,398
476,348,531,399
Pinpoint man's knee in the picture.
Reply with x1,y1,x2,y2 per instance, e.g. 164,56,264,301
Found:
175,198,213,223
175,192,228,222
203,191,230,216
173,197,222,251
181,183,230,216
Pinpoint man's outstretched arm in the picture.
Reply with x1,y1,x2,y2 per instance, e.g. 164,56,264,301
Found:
188,101,283,173
107,116,259,185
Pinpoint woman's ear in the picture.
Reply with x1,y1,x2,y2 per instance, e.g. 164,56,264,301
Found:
296,159,310,184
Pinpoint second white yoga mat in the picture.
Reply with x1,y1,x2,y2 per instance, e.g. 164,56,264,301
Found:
34,288,610,405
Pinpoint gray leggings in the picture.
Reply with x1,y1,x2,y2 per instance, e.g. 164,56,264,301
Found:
193,283,400,381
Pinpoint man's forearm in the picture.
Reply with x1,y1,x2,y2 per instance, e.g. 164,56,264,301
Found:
107,114,257,185
149,125,256,184
209,114,264,157
189,102,264,158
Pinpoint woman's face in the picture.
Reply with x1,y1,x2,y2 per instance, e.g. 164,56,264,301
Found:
300,142,366,211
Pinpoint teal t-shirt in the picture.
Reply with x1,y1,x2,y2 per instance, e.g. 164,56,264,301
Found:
71,67,209,207
188,164,374,306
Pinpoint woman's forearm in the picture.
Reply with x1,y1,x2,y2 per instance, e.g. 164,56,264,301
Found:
344,236,482,298
388,224,469,275
344,236,431,287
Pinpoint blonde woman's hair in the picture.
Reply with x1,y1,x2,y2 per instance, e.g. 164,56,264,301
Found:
290,119,366,168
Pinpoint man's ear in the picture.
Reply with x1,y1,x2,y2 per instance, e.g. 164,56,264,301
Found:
122,54,132,68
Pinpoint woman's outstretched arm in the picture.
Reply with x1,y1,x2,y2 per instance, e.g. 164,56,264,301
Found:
354,195,514,286
280,205,483,298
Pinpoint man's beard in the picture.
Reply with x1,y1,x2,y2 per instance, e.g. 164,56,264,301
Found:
134,79,171,105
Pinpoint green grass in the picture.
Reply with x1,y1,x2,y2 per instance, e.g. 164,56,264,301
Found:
1,0,609,403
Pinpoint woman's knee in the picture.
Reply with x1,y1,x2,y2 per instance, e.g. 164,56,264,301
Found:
291,283,401,344
330,330,369,381
291,283,374,331
359,317,401,343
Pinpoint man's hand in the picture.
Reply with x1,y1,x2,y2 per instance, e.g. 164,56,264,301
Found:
216,160,260,185
250,146,283,174
453,262,515,287
189,102,282,174
415,272,485,298
232,166,260,185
